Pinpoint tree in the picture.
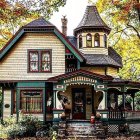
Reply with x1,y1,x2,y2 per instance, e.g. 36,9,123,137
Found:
97,0,140,39
0,91,2,117
0,0,66,48
95,0,140,81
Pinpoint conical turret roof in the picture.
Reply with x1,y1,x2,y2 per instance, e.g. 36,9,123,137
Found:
74,5,111,35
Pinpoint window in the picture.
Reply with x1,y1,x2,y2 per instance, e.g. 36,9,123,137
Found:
94,33,100,47
41,51,51,72
86,34,92,47
28,50,51,72
29,51,39,72
104,34,107,48
79,35,82,49
20,90,43,113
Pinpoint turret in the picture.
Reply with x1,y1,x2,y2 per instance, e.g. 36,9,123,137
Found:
74,5,111,55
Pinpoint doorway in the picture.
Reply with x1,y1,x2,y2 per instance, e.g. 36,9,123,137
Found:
72,88,86,119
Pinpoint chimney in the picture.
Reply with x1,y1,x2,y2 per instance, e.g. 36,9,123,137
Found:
61,16,67,36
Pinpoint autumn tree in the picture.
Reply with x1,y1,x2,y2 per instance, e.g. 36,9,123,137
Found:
0,0,66,48
95,0,140,81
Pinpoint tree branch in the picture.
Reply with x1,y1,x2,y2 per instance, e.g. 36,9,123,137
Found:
127,24,140,39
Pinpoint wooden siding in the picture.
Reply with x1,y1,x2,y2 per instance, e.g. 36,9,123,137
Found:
80,47,108,55
3,90,11,118
0,33,65,80
81,67,105,75
107,67,118,77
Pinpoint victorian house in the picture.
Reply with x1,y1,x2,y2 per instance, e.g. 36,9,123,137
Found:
0,5,140,134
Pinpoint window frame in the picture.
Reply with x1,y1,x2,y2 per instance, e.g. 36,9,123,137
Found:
103,34,107,48
94,33,100,47
86,33,92,47
28,49,52,73
79,35,83,49
20,89,43,114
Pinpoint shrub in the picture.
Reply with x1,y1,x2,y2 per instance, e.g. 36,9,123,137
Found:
0,112,41,139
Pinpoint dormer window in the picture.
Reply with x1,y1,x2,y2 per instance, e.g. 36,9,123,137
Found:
94,33,100,47
86,33,92,47
104,34,107,48
79,35,82,49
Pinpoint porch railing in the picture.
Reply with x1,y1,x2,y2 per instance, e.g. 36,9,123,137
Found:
125,111,140,119
96,110,140,120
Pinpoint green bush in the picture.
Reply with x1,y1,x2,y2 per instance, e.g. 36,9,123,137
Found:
0,112,41,139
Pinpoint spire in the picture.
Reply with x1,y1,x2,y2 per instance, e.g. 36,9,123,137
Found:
74,5,111,36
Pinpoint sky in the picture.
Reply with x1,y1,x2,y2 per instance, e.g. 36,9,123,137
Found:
50,0,97,36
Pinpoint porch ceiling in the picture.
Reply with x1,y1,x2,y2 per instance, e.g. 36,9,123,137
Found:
47,69,113,82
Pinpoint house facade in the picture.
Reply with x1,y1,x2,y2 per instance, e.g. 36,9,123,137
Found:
1,5,140,132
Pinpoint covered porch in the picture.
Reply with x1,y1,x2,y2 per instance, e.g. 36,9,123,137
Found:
47,69,112,121
47,70,140,122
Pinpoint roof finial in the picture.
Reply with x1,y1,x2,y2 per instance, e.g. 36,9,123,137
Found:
88,0,96,6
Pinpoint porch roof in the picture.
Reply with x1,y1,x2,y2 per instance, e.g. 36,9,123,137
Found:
108,78,140,88
47,69,113,82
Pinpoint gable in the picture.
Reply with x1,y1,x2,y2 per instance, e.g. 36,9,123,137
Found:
0,26,84,62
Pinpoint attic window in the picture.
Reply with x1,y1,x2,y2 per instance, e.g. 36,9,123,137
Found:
79,35,82,49
94,33,100,47
28,50,51,73
104,34,107,48
86,34,92,47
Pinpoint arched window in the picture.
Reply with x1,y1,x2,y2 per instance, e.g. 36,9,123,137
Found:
94,33,100,47
79,35,82,49
104,34,107,47
86,33,92,47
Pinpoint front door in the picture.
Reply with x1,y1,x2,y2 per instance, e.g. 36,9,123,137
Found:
72,88,86,119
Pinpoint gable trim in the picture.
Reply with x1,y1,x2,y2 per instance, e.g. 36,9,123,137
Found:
47,69,113,82
54,29,84,62
0,29,24,59
0,27,84,62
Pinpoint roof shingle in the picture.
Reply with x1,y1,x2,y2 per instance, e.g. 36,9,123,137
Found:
25,17,55,27
74,6,111,35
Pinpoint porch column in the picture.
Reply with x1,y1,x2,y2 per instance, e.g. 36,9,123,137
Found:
98,90,107,110
122,92,126,110
53,90,57,108
104,90,108,109
53,90,64,121
131,93,135,111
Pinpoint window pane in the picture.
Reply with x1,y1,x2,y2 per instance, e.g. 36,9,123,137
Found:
42,52,50,61
42,62,50,71
21,91,42,113
30,62,38,71
30,52,38,61
29,52,38,72
79,35,82,49
94,33,100,47
86,34,92,47
41,51,51,72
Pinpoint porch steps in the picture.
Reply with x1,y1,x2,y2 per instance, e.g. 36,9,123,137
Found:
65,120,106,139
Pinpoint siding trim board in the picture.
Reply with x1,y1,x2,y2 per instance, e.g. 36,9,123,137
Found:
0,26,84,62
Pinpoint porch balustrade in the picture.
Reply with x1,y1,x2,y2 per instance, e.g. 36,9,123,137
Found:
125,111,140,119
96,110,140,120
